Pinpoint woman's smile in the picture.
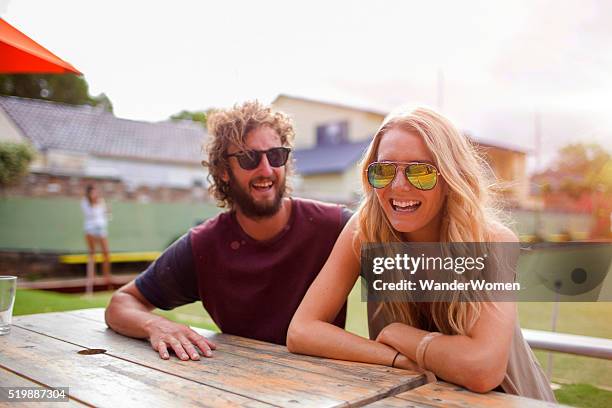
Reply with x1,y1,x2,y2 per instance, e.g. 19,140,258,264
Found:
390,198,422,212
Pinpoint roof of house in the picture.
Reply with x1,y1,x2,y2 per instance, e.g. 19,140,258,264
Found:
274,93,389,117
0,95,207,164
293,133,528,176
293,140,371,175
275,94,528,155
467,134,529,154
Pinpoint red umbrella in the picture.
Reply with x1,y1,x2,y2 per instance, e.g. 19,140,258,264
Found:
0,18,81,74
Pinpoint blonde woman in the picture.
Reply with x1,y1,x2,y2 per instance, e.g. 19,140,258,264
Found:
287,106,555,401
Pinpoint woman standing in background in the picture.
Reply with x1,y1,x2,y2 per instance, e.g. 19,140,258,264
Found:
81,184,111,293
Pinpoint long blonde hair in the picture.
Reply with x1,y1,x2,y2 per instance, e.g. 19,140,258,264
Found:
358,105,502,335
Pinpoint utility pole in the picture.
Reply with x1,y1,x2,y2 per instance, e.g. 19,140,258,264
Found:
534,111,543,236
534,110,558,381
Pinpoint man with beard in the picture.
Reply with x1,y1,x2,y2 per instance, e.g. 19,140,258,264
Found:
105,101,351,361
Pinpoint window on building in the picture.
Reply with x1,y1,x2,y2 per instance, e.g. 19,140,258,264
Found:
316,121,348,146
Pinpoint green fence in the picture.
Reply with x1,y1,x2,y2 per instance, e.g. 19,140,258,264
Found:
0,197,222,252
0,197,596,252
509,209,592,237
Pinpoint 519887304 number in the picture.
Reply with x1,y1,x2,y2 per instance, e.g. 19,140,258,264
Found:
0,387,69,402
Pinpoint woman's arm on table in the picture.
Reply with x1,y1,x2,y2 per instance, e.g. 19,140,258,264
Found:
376,302,515,392
287,215,418,370
376,225,519,392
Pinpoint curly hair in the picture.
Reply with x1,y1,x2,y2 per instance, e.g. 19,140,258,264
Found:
202,100,295,209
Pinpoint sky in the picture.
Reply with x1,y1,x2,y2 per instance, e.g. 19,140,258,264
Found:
3,0,612,170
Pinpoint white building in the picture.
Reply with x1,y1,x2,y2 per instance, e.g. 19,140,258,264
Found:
0,95,208,192
273,94,529,206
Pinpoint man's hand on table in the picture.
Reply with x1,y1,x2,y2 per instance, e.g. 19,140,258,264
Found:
144,316,217,361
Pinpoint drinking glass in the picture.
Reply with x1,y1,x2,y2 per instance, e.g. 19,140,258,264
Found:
0,276,17,335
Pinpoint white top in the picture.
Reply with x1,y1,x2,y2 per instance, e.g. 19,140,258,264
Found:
81,198,108,230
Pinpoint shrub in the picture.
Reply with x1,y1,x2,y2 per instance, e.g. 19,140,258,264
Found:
0,141,35,187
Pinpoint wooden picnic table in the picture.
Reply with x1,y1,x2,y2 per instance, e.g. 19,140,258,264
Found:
0,308,563,407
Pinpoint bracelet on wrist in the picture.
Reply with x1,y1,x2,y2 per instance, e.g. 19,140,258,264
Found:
391,351,401,368
416,332,442,370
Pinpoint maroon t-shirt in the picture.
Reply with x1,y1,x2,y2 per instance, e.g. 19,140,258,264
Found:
136,197,350,345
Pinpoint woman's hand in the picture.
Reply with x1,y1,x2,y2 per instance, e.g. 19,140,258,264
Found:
375,322,428,362
375,323,422,371
391,353,420,371
376,323,421,371
375,322,406,345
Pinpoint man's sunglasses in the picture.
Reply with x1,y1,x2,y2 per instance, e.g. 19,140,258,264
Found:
367,161,440,190
226,147,291,170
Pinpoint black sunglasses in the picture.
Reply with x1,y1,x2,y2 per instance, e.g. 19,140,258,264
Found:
226,147,291,170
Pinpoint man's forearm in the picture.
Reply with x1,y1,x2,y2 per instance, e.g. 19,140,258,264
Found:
105,292,164,339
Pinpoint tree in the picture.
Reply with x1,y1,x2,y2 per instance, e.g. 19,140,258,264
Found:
556,144,611,194
169,109,211,127
0,74,113,112
0,142,35,188
537,143,612,195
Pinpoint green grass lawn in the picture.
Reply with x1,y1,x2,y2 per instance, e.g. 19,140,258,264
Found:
517,302,612,392
12,289,220,331
11,287,612,407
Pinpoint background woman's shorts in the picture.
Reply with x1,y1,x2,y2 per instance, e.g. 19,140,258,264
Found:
85,225,108,237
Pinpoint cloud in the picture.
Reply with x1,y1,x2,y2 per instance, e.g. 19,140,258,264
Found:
491,0,612,96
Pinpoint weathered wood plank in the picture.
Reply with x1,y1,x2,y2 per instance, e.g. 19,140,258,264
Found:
0,326,271,408
0,365,47,387
14,310,424,407
363,394,433,407
206,333,425,394
63,307,106,322
72,308,425,391
381,382,565,407
0,366,86,407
